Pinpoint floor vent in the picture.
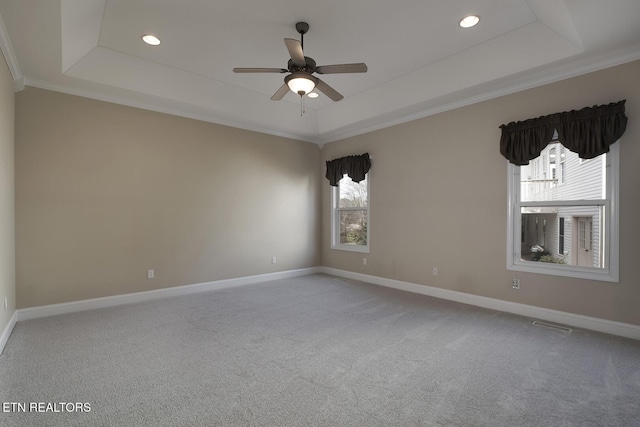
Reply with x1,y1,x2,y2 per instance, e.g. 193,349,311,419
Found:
531,320,573,333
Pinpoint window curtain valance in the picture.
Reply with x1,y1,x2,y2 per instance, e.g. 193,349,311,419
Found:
325,153,371,186
499,100,627,165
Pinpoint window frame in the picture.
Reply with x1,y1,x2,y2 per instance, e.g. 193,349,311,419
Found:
506,143,619,282
331,173,370,253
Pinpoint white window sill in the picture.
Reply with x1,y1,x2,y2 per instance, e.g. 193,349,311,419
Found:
331,244,370,254
508,260,618,282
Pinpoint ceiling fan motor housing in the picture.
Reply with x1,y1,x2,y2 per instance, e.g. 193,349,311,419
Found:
288,57,316,73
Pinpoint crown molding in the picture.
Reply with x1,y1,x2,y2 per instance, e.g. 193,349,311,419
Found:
317,44,640,145
12,33,640,146
0,11,24,91
24,77,322,145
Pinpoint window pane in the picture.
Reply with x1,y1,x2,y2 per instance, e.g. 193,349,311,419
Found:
559,217,565,254
339,210,367,245
332,172,369,252
520,143,605,202
339,176,367,208
549,147,556,181
520,206,603,268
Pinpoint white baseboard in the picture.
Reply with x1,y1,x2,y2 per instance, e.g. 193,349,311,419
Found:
321,267,640,340
8,266,639,346
16,267,321,322
0,311,17,355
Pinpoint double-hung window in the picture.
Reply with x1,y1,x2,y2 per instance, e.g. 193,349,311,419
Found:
507,142,619,282
331,173,369,253
501,100,626,282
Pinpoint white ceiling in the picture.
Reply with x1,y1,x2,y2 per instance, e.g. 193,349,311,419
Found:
1,0,640,144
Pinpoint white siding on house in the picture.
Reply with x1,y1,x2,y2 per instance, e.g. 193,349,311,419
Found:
520,142,605,267
522,143,604,202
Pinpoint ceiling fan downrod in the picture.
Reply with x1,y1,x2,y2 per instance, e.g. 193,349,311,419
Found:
296,22,309,50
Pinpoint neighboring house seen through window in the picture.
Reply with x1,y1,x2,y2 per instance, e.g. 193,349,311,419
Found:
507,141,619,282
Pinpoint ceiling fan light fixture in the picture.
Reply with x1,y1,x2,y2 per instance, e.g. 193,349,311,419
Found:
307,92,319,98
142,34,161,46
285,72,317,96
459,15,480,28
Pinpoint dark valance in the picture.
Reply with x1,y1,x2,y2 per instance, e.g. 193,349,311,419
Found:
499,100,627,165
325,153,371,186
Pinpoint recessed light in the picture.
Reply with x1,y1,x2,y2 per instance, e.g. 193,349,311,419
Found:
459,15,480,28
307,92,319,98
142,34,161,46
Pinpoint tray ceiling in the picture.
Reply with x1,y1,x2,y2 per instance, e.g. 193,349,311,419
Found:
1,0,639,144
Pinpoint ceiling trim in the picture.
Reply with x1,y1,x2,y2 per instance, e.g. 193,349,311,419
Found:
317,43,640,144
61,0,106,73
0,11,23,91
3,1,640,145
7,1,640,148
22,39,640,148
525,0,583,50
22,77,321,145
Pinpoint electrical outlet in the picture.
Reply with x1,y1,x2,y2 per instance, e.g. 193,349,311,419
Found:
272,256,277,264
433,268,438,276
512,278,520,289
147,269,155,279
363,258,367,265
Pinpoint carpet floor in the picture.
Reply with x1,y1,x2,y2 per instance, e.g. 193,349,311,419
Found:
1,274,639,426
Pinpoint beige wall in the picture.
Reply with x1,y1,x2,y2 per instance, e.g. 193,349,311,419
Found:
322,59,640,326
12,61,640,326
16,88,321,308
0,49,15,333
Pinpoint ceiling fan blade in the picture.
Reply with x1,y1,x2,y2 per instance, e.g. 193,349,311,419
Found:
271,83,290,101
233,68,288,73
316,78,344,101
315,63,368,74
284,38,306,67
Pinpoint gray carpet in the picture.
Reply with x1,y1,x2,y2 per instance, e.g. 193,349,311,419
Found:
1,274,639,426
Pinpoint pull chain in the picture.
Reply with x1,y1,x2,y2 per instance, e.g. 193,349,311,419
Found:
300,95,306,116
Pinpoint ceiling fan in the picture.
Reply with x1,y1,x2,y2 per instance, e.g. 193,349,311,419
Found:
233,22,367,102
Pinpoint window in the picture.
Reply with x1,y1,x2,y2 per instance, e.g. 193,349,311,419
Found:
507,142,619,282
331,173,369,252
